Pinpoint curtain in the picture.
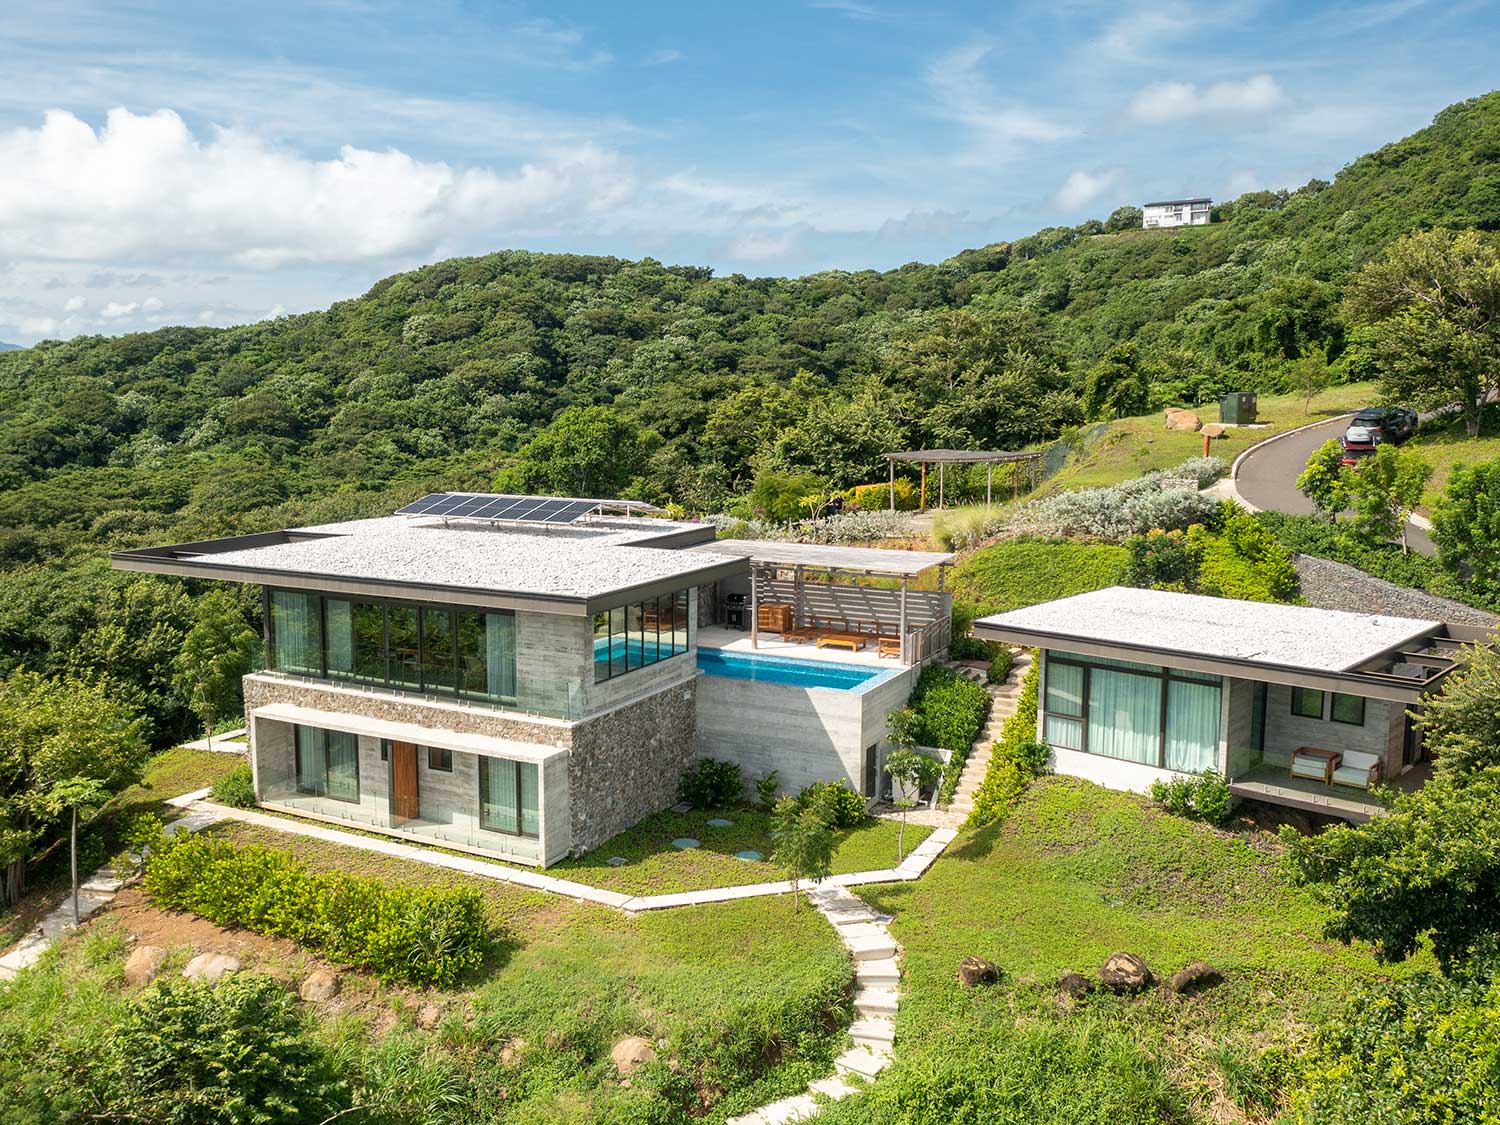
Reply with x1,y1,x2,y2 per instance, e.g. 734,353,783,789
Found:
325,731,360,802
1087,668,1161,764
518,762,540,837
481,757,519,834
325,599,353,676
1045,660,1084,717
1044,715,1083,750
295,726,325,795
272,591,318,674
486,613,518,701
1165,679,1221,773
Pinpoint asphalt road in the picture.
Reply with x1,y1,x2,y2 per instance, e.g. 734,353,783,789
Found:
1235,412,1436,556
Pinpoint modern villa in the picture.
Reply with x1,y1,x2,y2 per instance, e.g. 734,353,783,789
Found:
975,587,1489,821
112,494,953,866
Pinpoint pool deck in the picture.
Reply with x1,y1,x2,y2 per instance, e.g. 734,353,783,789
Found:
696,626,899,669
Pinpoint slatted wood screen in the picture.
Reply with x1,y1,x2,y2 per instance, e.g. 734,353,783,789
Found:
757,579,948,628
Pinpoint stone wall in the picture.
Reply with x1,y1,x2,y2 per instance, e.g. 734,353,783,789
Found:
566,674,699,854
1293,554,1499,627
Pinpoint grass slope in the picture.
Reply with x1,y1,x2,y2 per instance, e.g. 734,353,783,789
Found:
949,539,1129,613
813,779,1423,1125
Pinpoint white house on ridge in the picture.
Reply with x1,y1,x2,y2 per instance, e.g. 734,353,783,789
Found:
1143,198,1212,228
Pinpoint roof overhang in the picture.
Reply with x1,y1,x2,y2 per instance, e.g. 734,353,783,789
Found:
690,538,955,578
250,701,571,761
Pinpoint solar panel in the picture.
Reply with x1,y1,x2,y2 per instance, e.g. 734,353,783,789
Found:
397,492,606,524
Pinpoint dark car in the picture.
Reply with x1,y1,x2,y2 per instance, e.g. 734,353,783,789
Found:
1349,406,1418,445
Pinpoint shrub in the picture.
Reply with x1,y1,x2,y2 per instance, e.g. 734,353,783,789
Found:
755,770,781,810
210,762,257,808
1122,528,1203,590
848,479,918,511
948,634,994,661
907,664,990,805
797,780,867,829
968,655,1043,827
143,834,489,986
1148,769,1231,825
1003,459,1226,542
987,648,1015,685
677,758,743,809
105,974,346,1125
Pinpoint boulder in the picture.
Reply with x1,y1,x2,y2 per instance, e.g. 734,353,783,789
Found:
1057,972,1093,1000
299,968,341,1002
182,953,241,984
957,956,1000,987
1098,952,1154,994
611,1036,656,1077
1201,423,1229,438
122,945,167,986
1166,962,1224,995
1164,410,1203,432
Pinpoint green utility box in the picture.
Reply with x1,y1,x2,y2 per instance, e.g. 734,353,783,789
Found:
1220,392,1258,425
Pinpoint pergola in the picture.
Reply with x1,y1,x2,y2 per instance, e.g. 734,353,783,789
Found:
882,449,1045,510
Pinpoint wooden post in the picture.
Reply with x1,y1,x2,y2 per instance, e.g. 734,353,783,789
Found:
899,576,909,664
919,463,927,511
1202,432,1211,458
888,459,895,511
937,563,946,592
793,564,804,632
749,565,759,650
986,464,993,509
938,462,945,509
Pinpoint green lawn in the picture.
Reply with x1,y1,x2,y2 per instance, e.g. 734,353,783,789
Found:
948,539,1129,614
1405,401,1500,510
1040,382,1377,495
813,777,1424,1124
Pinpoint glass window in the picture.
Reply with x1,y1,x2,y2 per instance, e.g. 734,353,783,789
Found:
326,597,384,683
1044,715,1083,750
609,605,627,676
1045,660,1084,717
1330,693,1366,726
479,757,539,838
591,587,694,683
1165,678,1221,772
295,725,325,795
271,590,321,675
674,589,691,655
457,610,517,702
387,605,421,691
1291,687,1324,719
592,612,612,683
1087,667,1162,765
427,746,453,772
421,607,454,694
325,731,359,802
625,603,642,671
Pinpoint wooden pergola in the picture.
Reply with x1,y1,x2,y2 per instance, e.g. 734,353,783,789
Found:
881,449,1045,510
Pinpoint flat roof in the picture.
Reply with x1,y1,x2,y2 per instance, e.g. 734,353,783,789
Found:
112,515,745,614
975,587,1438,674
691,538,955,577
882,449,1043,464
1144,198,1211,206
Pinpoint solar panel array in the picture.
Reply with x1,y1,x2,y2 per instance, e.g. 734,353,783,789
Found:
396,493,601,524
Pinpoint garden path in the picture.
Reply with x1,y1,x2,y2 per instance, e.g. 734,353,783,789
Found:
945,649,1035,819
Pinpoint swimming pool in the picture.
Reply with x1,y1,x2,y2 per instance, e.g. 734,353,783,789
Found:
696,648,886,691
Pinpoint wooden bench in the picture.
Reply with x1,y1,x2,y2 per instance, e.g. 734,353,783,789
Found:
816,633,868,652
1290,746,1341,785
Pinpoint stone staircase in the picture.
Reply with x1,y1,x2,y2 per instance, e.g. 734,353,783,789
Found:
944,650,1034,820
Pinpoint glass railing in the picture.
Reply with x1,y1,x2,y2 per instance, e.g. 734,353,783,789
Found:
250,657,585,721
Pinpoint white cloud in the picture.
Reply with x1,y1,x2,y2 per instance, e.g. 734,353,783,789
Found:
1128,75,1290,124
808,0,886,20
101,300,138,318
645,48,684,65
1052,170,1121,211
928,44,1076,146
142,295,164,311
18,316,58,336
0,108,635,267
725,231,803,261
63,295,86,311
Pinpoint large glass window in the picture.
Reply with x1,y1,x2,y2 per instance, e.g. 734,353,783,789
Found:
271,590,321,675
1291,687,1324,719
294,725,360,804
592,585,694,683
387,605,421,691
1330,693,1366,726
457,610,517,702
421,607,453,694
1041,651,1221,772
479,757,540,838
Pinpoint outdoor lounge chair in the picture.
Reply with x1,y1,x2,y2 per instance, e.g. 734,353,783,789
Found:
1289,747,1341,784
877,636,902,658
1331,750,1383,789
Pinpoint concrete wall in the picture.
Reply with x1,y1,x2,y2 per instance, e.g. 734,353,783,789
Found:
696,666,914,799
1261,682,1401,772
567,675,699,853
515,609,591,718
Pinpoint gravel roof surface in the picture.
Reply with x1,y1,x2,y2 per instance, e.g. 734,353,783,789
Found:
977,586,1439,672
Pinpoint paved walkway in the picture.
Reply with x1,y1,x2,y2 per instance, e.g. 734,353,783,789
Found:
0,789,224,980
181,728,249,754
728,885,901,1124
197,800,958,913
946,651,1034,820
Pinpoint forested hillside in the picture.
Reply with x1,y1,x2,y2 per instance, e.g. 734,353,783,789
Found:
1,91,1497,745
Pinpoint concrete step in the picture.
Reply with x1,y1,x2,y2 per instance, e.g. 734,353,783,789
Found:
835,1045,892,1079
808,1075,859,1100
842,924,897,961
854,988,900,1016
850,1017,896,1048
757,1094,819,1124
855,957,900,985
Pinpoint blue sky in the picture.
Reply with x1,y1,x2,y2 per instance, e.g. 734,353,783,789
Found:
0,0,1496,343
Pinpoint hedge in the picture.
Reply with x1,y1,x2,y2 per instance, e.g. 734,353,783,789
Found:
144,834,489,986
907,663,990,806
968,654,1042,827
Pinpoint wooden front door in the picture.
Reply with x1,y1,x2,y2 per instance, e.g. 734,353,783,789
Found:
390,741,420,822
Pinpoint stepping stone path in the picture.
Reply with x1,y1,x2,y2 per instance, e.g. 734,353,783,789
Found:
735,850,764,861
671,837,700,850
706,817,734,828
607,857,629,867
727,885,900,1125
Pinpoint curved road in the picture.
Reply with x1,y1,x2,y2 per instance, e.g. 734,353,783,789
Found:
1235,413,1435,556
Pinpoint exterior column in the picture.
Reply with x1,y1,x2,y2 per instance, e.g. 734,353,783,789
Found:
938,463,945,509
986,464,993,509
793,564,804,631
888,459,895,511
750,564,759,650
899,576,909,664
919,463,927,511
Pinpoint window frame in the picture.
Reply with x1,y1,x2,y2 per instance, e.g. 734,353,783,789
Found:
427,745,453,772
591,585,694,685
293,725,361,805
477,757,540,839
1329,692,1366,727
1290,686,1325,720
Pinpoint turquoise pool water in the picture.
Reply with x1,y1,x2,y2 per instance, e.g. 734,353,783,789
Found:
696,648,883,690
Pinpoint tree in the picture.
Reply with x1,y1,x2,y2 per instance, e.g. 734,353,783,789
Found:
1289,351,1332,414
497,405,661,497
1340,444,1433,553
884,745,941,863
40,776,107,925
770,797,836,912
173,590,259,744
747,467,826,523
0,670,147,908
1430,459,1500,604
1296,438,1349,522
1103,205,1142,233
1082,341,1150,420
1344,228,1500,438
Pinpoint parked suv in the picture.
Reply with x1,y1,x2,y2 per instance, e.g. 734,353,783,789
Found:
1349,406,1418,445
